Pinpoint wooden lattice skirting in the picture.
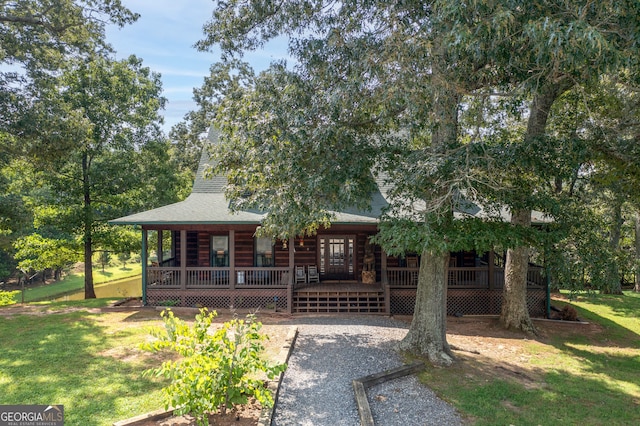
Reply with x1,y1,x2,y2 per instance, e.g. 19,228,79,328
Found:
147,287,547,317
147,288,289,311
390,288,547,317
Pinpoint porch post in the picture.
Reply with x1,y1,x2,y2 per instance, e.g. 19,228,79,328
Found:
288,237,295,281
381,249,388,285
288,236,294,314
229,230,235,290
488,251,495,290
180,229,187,290
141,229,148,306
157,230,163,265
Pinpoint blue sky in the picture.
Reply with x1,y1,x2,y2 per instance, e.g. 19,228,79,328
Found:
105,0,289,134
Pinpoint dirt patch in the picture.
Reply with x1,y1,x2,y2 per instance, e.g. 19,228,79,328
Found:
133,400,262,426
0,304,105,317
438,315,601,388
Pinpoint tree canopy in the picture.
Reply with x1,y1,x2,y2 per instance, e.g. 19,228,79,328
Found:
182,0,640,363
0,2,195,296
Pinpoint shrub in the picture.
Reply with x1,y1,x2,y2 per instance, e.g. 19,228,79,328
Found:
0,290,19,307
141,309,286,426
561,305,579,321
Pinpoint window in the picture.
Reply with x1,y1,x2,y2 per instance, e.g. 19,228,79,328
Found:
255,237,274,267
210,235,229,267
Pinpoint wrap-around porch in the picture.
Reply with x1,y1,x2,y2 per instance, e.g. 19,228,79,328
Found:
141,227,547,316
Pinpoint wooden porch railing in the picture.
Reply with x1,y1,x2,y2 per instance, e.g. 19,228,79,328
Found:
386,268,420,287
147,267,181,288
234,267,290,288
146,266,292,289
186,267,230,288
147,265,545,290
387,266,545,288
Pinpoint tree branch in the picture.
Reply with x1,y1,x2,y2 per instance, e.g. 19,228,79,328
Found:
0,14,78,35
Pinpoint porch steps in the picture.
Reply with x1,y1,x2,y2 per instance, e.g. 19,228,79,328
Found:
293,288,385,314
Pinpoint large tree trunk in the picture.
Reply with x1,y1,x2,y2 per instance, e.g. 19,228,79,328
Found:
501,80,572,333
398,41,457,365
502,208,535,332
84,235,96,299
83,153,96,299
398,250,454,366
604,198,623,294
635,210,640,293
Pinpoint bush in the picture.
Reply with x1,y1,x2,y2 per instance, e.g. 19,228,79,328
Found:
141,309,286,426
0,290,20,307
561,305,579,321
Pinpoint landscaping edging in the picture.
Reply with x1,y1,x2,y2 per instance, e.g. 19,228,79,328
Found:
113,325,298,426
112,408,174,426
352,361,426,426
258,325,298,425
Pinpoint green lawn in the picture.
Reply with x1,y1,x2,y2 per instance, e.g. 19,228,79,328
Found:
422,291,640,425
11,263,142,302
1,292,638,425
0,302,287,426
0,300,166,426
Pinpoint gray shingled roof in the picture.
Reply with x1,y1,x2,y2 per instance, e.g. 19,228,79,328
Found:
110,130,384,226
110,129,550,226
191,130,227,194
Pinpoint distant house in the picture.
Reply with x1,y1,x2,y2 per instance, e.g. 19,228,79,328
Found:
111,132,548,316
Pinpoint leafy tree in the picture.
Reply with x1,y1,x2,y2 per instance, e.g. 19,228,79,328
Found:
13,233,79,280
584,79,640,293
0,255,11,281
503,2,639,328
194,1,507,365
441,0,640,331
0,0,136,68
1,0,140,284
117,251,130,268
98,250,111,273
0,152,33,266
538,77,640,294
0,1,139,147
191,0,640,361
14,55,166,298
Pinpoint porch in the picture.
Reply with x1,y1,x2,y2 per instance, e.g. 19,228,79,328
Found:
144,264,547,316
112,143,550,317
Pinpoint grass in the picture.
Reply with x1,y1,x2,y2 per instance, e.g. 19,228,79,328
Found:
0,302,289,426
1,291,638,425
11,263,142,302
0,300,166,425
421,291,640,425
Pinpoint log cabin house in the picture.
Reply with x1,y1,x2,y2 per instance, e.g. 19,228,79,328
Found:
111,135,548,316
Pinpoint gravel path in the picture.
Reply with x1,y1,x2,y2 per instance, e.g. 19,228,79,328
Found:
272,316,464,426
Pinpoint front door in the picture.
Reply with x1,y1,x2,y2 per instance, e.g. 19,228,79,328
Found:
319,236,355,280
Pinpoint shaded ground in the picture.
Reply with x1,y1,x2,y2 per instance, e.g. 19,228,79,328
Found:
438,315,599,388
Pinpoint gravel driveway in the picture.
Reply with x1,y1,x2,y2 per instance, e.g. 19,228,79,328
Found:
272,316,464,426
